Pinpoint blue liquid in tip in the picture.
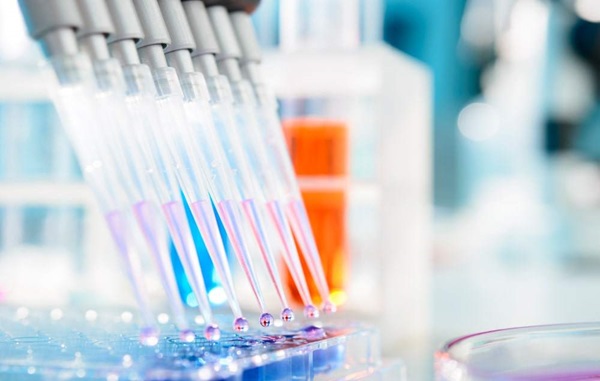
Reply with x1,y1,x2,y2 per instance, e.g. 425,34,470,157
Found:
171,194,232,306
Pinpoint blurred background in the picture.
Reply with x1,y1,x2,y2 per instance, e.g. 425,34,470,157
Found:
1,0,600,378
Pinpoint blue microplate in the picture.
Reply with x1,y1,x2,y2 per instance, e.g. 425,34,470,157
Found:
0,307,403,380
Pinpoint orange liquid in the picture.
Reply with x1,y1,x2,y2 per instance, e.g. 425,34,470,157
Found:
283,118,348,306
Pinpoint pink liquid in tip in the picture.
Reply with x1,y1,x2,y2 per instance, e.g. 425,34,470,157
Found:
161,200,214,326
265,200,314,307
216,199,267,312
190,199,242,317
286,198,332,305
242,198,290,308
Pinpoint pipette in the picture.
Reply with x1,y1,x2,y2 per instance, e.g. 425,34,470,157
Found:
105,0,227,338
219,7,336,313
18,0,160,344
117,0,250,332
75,0,195,342
158,0,287,325
197,5,323,317
181,0,297,321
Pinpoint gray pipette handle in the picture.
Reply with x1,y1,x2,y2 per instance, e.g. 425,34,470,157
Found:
229,12,261,64
206,6,242,61
18,0,82,56
157,0,196,74
77,0,115,61
183,1,220,57
132,0,171,69
229,11,262,85
182,0,221,77
106,0,144,65
206,5,243,82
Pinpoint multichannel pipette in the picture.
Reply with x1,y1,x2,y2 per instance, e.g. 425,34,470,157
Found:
158,0,297,324
18,0,161,344
205,5,333,315
126,0,254,331
182,0,299,322
18,0,338,344
75,0,197,343
225,8,336,313
179,1,317,318
106,0,232,337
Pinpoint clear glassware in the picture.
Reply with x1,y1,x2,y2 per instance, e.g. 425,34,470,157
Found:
436,323,600,380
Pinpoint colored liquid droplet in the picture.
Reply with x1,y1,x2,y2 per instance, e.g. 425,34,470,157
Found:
204,324,221,341
139,327,160,346
303,305,319,319
233,316,249,332
260,313,274,327
301,325,326,340
322,300,337,314
281,308,295,322
179,329,195,343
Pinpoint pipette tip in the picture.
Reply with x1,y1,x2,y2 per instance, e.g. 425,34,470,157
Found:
233,316,250,332
140,326,160,346
281,308,294,322
204,324,221,341
322,300,337,314
179,329,196,343
303,305,319,319
259,312,274,327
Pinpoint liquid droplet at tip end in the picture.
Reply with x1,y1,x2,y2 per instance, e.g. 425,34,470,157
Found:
259,312,274,327
303,305,319,319
281,308,294,322
179,329,196,343
322,300,337,314
204,324,221,341
140,327,160,346
233,316,249,332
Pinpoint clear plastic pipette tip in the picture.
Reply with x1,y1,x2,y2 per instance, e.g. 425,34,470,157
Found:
216,200,272,324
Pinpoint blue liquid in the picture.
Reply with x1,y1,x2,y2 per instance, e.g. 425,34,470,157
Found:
171,193,232,306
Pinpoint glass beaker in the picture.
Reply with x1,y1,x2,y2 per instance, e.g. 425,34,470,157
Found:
436,323,600,380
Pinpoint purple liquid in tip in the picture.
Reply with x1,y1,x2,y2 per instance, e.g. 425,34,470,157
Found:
259,313,274,327
303,305,319,319
140,326,160,346
233,316,249,332
204,324,221,341
281,308,294,322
